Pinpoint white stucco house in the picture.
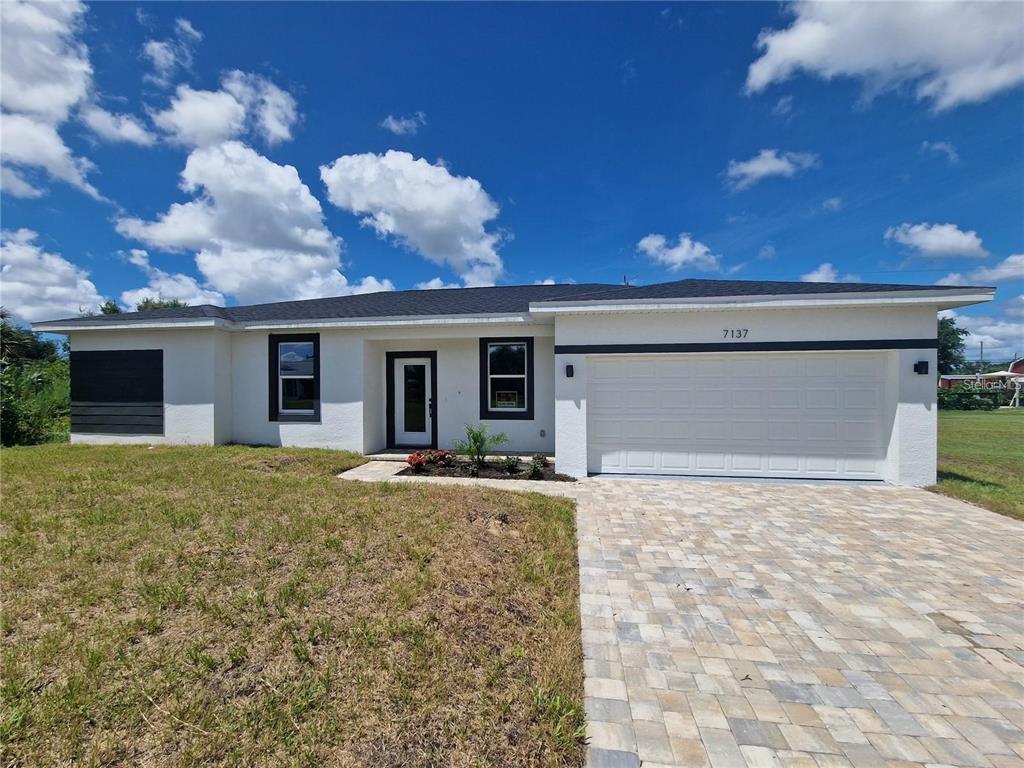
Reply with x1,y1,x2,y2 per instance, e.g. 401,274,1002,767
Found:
35,278,994,486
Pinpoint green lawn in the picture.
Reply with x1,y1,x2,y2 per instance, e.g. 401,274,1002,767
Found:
0,445,584,767
936,408,1024,520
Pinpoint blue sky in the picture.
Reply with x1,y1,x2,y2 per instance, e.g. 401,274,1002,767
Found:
1,1,1022,357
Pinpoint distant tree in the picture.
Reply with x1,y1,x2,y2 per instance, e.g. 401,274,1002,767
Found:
0,308,59,364
135,297,188,311
99,299,122,315
938,316,968,374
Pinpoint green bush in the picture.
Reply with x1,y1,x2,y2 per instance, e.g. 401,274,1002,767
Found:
527,456,546,480
452,423,508,469
937,384,998,411
500,455,520,474
1,358,70,445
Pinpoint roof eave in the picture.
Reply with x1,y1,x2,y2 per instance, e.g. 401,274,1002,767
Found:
32,317,230,333
528,288,996,314
32,311,543,333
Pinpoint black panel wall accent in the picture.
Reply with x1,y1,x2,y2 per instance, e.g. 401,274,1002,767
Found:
70,350,164,435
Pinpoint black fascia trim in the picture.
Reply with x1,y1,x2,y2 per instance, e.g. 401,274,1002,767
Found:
554,338,939,355
386,350,438,449
268,333,320,423
479,337,535,421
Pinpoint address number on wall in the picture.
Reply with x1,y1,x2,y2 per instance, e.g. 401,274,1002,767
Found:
722,328,749,338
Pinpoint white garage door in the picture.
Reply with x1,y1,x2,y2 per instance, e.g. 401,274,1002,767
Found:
587,352,889,479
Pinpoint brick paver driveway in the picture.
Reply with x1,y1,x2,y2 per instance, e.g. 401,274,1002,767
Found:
576,479,1024,768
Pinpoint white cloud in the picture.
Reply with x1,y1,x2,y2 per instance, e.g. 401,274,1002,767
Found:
222,71,299,145
1,166,44,199
119,249,225,309
726,149,819,191
0,0,102,199
771,95,794,117
937,254,1024,286
143,17,202,87
885,222,988,259
81,105,156,146
415,277,460,290
0,228,102,323
942,310,1024,358
320,150,504,287
921,140,960,165
1004,295,1024,319
0,0,91,122
379,111,427,136
822,196,843,212
151,72,299,148
757,243,777,260
151,85,247,147
116,141,392,304
800,262,861,283
0,112,100,199
175,18,202,41
746,1,1024,112
636,233,720,272
533,278,556,286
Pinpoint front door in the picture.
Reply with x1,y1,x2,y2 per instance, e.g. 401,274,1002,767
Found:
393,356,433,446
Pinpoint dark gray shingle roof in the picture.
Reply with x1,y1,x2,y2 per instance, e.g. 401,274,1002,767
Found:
38,278,987,327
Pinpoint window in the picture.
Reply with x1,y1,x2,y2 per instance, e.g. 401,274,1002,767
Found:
479,337,534,420
269,334,320,422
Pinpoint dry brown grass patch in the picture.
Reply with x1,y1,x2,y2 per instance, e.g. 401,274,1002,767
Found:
1,444,583,767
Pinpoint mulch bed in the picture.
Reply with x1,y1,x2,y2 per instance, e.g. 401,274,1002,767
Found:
399,461,576,482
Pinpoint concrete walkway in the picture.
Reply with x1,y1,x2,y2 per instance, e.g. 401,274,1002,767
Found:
341,462,1024,768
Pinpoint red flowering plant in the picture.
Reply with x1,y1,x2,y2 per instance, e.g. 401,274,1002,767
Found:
406,449,455,472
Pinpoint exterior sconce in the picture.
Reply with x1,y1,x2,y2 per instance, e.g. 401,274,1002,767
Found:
913,361,929,375
565,364,574,378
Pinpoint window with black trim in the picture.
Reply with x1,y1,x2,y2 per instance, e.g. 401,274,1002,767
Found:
479,337,534,420
269,333,320,422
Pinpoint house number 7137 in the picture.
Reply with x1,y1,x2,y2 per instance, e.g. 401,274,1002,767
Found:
723,328,749,338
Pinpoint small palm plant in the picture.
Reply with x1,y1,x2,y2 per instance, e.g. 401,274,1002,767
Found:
453,423,508,470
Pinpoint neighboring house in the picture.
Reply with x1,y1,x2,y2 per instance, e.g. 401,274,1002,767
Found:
940,357,1024,388
34,278,993,486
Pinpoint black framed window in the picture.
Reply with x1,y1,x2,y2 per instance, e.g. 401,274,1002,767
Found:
269,334,320,422
479,337,534,420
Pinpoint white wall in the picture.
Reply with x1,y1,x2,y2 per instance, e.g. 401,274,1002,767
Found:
68,328,229,445
554,306,940,485
229,330,364,450
554,305,938,346
885,347,939,486
361,324,555,454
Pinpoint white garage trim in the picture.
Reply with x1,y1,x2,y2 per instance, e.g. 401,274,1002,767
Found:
587,351,891,480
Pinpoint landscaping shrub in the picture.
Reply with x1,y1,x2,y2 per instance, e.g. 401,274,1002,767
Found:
500,455,520,474
453,423,508,469
937,384,998,411
527,455,546,480
406,449,455,472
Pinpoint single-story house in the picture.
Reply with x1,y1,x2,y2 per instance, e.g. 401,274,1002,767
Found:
34,278,993,486
939,357,1024,388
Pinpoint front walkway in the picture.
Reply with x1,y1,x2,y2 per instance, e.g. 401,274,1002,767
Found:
342,462,1024,768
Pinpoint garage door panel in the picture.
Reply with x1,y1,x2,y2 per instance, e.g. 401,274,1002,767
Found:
804,357,840,377
731,390,763,409
695,390,728,408
588,352,887,480
806,389,839,409
805,421,839,441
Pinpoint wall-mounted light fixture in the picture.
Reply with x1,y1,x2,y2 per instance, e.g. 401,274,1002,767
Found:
565,364,574,378
913,360,929,375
